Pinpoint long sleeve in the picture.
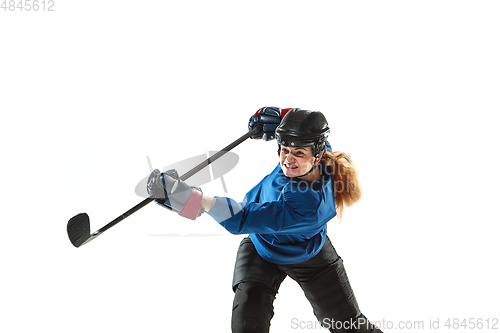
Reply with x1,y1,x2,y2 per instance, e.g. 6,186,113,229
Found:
207,184,323,235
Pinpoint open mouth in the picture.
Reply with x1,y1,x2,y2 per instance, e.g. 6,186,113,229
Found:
284,163,299,170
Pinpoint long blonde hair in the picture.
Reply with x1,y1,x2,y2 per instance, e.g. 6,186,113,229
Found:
320,151,362,222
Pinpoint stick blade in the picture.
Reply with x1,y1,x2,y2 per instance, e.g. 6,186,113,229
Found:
67,213,91,248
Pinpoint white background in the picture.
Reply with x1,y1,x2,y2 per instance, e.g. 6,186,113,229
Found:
1,1,499,332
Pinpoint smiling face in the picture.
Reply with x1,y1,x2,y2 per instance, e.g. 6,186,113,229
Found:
279,146,321,181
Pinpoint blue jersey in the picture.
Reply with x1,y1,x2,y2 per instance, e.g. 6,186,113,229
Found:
207,145,336,265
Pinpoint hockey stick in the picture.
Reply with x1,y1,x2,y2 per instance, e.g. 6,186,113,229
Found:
67,124,263,248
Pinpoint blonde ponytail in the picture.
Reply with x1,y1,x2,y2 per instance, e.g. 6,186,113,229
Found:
321,151,362,222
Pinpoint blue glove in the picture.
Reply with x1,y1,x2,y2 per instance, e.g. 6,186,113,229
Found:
248,106,282,141
147,169,204,220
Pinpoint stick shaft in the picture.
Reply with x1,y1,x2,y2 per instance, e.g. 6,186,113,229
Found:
93,197,155,235
92,124,262,236
180,127,260,181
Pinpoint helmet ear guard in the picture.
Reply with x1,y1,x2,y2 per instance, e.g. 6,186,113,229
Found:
312,131,329,158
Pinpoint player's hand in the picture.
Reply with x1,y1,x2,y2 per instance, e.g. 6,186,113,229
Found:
147,169,204,220
248,107,282,141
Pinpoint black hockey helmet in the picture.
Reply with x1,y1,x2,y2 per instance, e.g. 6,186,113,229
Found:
275,109,330,158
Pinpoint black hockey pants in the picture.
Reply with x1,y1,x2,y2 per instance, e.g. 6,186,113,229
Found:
231,237,382,333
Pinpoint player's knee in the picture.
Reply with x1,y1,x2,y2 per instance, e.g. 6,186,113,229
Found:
232,282,276,331
233,282,275,314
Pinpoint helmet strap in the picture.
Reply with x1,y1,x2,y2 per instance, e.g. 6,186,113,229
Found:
294,154,323,178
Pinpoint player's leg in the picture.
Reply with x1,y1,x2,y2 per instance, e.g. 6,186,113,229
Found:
282,237,382,333
231,237,287,333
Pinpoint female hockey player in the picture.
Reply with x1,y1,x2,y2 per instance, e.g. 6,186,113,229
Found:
147,107,383,333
